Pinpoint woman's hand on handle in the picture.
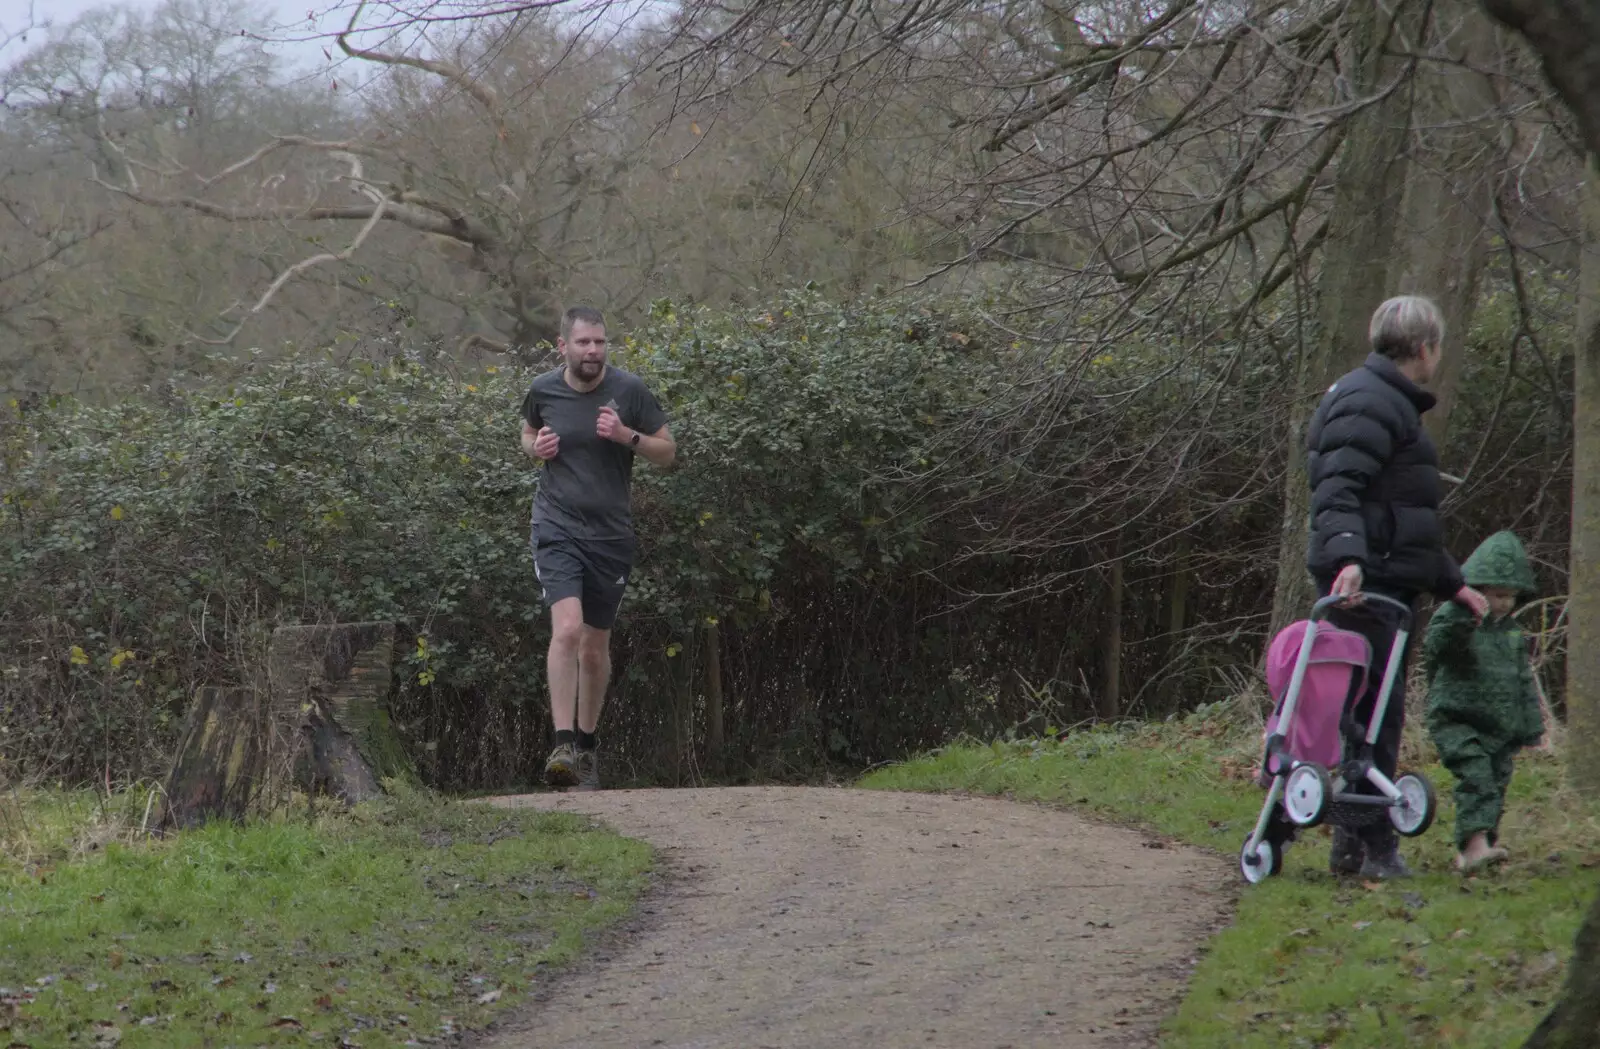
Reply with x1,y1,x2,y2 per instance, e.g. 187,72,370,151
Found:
1332,563,1364,606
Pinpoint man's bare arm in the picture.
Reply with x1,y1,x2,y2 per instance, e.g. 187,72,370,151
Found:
633,424,676,468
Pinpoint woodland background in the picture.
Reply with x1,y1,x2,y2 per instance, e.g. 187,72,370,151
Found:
0,0,1587,790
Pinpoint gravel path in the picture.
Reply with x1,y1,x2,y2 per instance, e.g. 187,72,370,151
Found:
480,786,1231,1049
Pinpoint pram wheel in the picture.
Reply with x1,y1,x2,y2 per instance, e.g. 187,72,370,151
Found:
1283,763,1332,827
1388,772,1437,837
1239,835,1282,884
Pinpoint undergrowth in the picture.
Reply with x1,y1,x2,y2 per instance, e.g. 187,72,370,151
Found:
861,685,1597,1049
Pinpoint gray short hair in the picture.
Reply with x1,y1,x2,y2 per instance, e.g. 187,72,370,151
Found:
1369,295,1444,361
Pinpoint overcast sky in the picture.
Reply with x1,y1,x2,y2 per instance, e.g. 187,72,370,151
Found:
0,0,656,78
0,0,339,72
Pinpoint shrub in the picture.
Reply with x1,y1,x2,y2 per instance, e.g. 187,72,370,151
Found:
0,291,1037,786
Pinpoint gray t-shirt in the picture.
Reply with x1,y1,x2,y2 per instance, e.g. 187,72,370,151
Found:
520,365,668,543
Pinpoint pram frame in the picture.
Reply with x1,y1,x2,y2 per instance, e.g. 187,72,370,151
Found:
1240,592,1437,883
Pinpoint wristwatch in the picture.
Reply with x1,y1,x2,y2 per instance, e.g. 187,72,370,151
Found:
630,431,641,448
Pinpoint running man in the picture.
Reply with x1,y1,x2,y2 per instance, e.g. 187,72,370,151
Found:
520,306,676,790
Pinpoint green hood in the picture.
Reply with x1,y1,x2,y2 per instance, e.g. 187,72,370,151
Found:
1461,530,1537,595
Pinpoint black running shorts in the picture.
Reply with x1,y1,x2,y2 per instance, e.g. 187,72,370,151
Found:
531,527,634,630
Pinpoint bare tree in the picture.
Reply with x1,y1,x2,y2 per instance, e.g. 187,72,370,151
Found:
1473,2,1600,1043
0,0,354,390
1484,0,1600,799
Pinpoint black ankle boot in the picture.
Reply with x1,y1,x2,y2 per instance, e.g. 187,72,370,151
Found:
1357,827,1411,880
1329,826,1364,875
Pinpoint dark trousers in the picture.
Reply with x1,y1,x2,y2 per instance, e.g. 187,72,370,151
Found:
1316,579,1416,850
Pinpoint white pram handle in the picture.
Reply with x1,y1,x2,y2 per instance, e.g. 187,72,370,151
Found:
1308,592,1413,630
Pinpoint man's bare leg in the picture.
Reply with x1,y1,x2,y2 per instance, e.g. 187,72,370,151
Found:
577,625,612,734
547,598,584,727
543,598,584,786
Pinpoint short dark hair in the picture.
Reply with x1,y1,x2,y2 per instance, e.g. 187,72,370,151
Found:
560,306,606,341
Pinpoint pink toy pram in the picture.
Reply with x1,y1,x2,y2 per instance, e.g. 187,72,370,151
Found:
1239,593,1438,884
1259,619,1371,781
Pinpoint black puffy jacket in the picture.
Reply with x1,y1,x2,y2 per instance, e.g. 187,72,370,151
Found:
1305,352,1464,600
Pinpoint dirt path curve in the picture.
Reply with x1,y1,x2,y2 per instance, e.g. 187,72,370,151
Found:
482,786,1232,1049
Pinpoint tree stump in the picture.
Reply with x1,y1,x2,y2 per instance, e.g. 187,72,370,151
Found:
158,621,414,831
269,621,413,804
158,687,266,832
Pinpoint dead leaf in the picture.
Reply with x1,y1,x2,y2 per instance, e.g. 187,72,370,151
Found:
1352,921,1373,931
89,1021,121,1046
475,989,502,1005
272,1017,303,1030
107,951,124,970
1451,928,1470,940
314,994,333,1010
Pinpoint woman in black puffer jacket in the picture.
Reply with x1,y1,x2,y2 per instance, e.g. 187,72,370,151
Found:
1304,294,1488,880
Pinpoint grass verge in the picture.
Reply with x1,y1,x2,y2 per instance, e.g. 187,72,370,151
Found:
0,784,651,1048
860,703,1598,1049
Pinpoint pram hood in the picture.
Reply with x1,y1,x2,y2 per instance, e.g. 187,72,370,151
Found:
1261,618,1374,777
1265,619,1372,702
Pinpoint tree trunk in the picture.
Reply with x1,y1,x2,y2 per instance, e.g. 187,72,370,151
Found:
1163,532,1192,711
1474,5,1600,1045
158,687,266,832
705,620,725,771
1100,551,1124,721
1268,0,1427,640
670,641,696,785
268,622,412,805
1566,156,1600,798
1398,0,1502,449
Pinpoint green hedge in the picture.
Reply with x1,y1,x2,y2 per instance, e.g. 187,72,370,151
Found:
0,291,1026,786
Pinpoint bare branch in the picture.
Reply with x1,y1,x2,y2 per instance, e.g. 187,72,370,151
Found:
194,136,389,189
93,179,501,253
0,215,114,286
336,1,507,137
1484,0,1600,153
